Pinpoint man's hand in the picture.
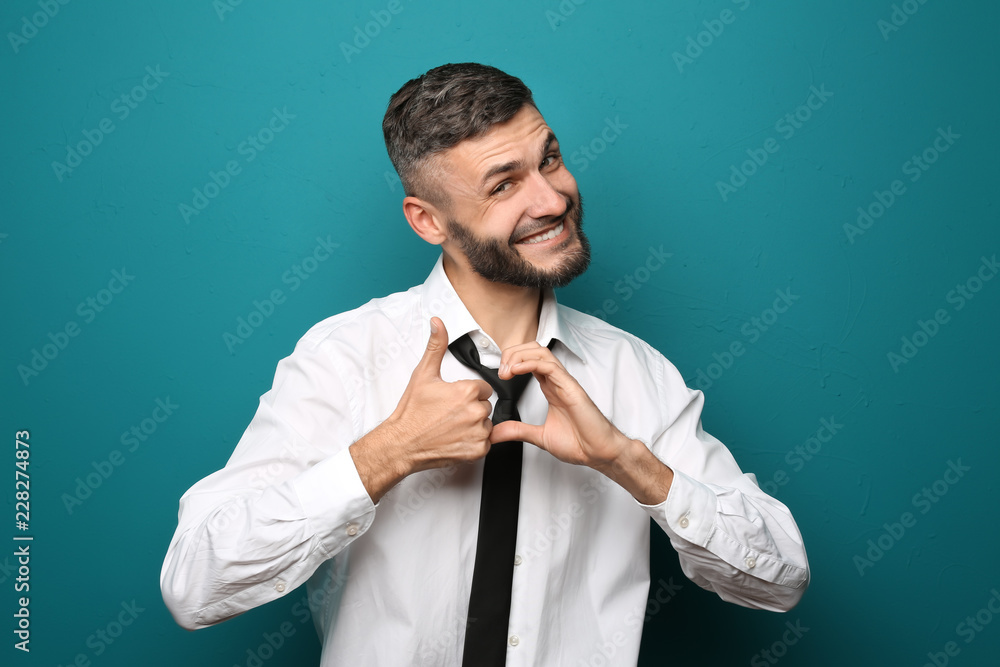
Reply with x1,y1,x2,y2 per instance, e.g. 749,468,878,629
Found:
350,317,494,503
492,342,674,505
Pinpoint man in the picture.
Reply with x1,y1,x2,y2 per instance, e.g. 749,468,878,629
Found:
161,62,809,666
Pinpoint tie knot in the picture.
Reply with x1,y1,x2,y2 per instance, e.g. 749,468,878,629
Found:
448,334,531,404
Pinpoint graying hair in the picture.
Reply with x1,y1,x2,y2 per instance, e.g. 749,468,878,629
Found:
382,62,536,207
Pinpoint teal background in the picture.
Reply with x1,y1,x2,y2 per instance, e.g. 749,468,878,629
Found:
3,0,999,665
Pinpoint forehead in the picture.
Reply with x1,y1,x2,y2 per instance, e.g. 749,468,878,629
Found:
437,106,553,185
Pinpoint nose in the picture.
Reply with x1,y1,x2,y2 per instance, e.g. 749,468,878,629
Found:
524,169,569,221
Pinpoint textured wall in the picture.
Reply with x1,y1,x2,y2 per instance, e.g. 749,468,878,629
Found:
3,0,998,665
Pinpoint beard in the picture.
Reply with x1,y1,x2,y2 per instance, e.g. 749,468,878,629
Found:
446,193,591,289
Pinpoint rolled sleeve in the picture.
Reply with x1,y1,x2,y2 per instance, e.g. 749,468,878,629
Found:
292,447,377,555
641,466,717,546
638,352,811,611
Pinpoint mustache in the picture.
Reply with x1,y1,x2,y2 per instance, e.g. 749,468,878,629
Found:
510,196,576,244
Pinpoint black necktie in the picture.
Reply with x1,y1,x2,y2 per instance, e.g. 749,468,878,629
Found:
449,333,532,667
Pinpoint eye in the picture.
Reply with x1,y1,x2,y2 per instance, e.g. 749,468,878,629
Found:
491,181,512,196
541,153,561,168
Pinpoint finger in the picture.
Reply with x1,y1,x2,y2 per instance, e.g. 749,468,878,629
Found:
414,317,448,380
500,341,545,356
501,357,564,382
491,420,544,448
499,347,560,379
473,379,494,401
450,379,493,403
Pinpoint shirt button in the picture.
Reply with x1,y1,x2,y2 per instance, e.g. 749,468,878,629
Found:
508,635,519,647
745,556,757,569
679,516,689,529
346,523,359,536
275,581,286,592
514,555,522,566
479,337,489,349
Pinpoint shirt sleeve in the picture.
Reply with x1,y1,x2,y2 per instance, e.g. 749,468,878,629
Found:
637,353,811,612
160,337,377,630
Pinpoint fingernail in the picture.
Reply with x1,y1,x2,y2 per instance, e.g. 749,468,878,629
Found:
430,318,438,334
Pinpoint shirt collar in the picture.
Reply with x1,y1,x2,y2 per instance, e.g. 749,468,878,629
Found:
419,254,586,362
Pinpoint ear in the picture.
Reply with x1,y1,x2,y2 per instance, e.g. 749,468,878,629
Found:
403,195,449,246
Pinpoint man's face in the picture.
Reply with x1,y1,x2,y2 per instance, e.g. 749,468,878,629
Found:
431,105,590,289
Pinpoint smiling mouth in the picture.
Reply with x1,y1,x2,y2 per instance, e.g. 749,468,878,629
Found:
516,221,565,245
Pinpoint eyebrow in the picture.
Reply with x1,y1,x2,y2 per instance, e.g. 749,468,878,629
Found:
479,132,559,191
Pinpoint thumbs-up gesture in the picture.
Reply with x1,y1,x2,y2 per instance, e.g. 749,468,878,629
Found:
350,318,495,502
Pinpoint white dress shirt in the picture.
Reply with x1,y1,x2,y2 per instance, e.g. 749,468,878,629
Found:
161,255,810,666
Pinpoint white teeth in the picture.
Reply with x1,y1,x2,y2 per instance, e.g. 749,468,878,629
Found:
523,222,564,244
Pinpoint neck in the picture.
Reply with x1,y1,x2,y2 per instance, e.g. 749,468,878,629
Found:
442,253,542,350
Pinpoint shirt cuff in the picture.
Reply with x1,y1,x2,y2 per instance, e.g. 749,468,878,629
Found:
638,466,717,548
291,448,377,554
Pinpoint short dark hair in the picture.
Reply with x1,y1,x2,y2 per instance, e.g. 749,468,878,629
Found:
382,62,536,207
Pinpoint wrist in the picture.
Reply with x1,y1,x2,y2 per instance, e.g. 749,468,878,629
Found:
594,432,643,477
597,437,674,506
350,420,411,504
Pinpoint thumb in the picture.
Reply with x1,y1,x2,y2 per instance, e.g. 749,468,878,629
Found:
490,420,543,448
415,317,448,379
